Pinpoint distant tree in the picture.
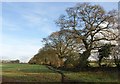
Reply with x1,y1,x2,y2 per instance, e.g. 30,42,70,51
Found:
56,3,118,67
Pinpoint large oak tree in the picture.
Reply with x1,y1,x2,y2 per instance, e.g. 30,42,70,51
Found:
56,3,118,67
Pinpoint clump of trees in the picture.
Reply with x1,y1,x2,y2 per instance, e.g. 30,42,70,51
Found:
98,44,113,67
29,3,119,69
2,59,20,64
29,45,64,68
111,45,120,68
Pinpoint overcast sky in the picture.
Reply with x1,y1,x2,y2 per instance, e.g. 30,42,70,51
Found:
1,2,118,62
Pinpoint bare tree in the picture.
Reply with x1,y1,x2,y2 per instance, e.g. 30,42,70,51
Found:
43,30,81,64
56,3,118,67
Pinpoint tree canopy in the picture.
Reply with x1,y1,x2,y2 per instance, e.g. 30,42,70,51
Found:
56,3,118,67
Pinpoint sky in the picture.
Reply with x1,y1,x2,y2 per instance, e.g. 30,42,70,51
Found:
1,2,118,63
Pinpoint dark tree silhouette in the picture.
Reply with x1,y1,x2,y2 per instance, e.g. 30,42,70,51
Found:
98,44,112,67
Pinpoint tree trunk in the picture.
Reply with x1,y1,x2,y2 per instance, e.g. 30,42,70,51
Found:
60,72,65,83
98,56,103,67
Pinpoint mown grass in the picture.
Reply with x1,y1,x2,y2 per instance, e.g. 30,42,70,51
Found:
1,63,120,83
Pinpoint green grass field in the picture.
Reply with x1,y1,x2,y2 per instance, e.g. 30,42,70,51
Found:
0,63,120,83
